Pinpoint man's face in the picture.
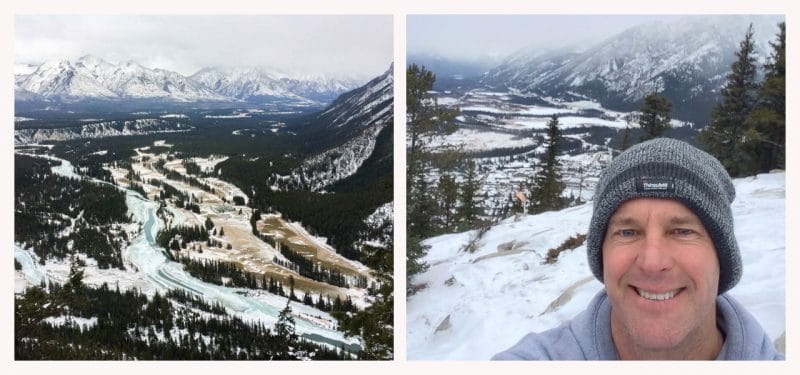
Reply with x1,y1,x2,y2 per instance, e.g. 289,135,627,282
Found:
602,198,720,356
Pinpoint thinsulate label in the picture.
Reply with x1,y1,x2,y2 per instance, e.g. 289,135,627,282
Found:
636,177,675,193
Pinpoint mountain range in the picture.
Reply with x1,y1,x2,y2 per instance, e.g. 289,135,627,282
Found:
482,15,783,124
15,55,364,107
190,66,360,104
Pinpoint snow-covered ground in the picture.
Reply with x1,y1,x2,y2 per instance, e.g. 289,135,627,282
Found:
437,88,692,138
204,113,250,119
425,128,535,151
407,172,785,360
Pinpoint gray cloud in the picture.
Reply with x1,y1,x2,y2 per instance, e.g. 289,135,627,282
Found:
407,15,726,62
16,15,393,79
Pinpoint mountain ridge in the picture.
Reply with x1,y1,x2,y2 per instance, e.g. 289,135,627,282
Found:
270,64,394,192
15,55,365,107
190,66,361,104
483,16,784,124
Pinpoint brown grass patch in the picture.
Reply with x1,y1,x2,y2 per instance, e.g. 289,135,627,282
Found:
544,233,587,264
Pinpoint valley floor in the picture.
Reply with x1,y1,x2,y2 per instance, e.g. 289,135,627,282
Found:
14,143,376,349
107,143,373,305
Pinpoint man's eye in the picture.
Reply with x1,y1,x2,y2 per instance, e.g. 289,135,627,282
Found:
619,229,636,237
673,228,694,236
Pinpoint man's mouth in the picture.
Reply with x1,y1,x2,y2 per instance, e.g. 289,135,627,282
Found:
635,287,681,301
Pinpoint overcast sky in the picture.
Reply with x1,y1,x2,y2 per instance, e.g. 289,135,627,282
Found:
15,15,393,78
408,15,697,62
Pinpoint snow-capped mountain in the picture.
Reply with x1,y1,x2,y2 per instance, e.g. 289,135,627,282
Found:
190,67,362,104
484,16,784,123
15,55,229,102
270,64,393,192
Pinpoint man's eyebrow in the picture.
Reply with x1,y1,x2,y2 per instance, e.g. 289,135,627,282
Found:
667,215,703,226
607,216,637,227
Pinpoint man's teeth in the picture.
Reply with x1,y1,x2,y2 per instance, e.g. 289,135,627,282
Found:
637,288,677,301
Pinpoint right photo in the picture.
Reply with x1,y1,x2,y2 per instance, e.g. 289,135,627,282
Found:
406,15,785,360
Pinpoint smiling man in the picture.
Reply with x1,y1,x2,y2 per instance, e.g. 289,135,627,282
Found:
493,138,783,360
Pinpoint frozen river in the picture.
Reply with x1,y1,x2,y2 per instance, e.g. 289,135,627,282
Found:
14,153,358,351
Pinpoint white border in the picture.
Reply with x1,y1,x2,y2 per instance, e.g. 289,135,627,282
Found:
3,0,798,373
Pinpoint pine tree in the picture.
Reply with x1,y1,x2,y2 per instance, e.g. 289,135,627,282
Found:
455,159,483,230
407,172,438,238
406,64,458,188
638,93,672,141
406,64,459,240
338,243,393,359
406,236,429,293
436,173,458,229
620,116,633,152
250,209,261,235
700,23,759,176
60,258,89,313
288,275,297,301
273,298,298,357
745,21,785,172
204,216,214,231
530,115,566,213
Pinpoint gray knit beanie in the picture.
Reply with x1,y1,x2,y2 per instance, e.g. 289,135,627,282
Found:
587,138,740,295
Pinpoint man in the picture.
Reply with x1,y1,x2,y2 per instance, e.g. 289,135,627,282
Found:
493,138,783,360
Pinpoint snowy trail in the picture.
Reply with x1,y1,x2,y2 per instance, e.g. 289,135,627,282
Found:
15,153,356,349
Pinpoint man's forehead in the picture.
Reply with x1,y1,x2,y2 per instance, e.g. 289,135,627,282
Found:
608,198,704,225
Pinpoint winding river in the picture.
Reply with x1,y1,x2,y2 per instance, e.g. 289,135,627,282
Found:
14,153,359,351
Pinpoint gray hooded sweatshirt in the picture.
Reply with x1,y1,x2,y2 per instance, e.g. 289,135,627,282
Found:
492,290,783,360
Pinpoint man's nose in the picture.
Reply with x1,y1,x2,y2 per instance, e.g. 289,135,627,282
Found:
635,232,673,273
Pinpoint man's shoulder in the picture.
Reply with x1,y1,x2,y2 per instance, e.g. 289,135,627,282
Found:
492,291,613,360
491,322,583,360
717,293,785,360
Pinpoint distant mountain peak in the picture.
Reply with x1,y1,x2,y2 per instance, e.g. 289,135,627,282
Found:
189,65,363,104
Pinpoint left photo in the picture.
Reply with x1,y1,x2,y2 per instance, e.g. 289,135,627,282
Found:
14,15,394,360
